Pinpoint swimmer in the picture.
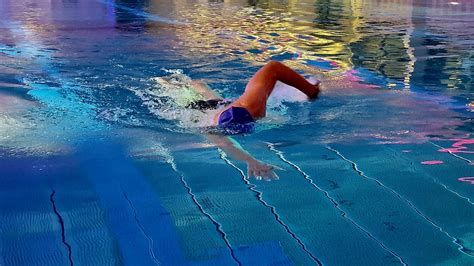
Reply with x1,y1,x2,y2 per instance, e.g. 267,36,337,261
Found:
188,60,320,133
217,60,320,123
186,60,320,180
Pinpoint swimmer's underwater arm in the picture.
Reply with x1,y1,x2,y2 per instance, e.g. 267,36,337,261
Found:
190,80,222,100
205,133,279,180
206,133,254,162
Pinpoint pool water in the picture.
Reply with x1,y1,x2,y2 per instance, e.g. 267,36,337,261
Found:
1,0,473,265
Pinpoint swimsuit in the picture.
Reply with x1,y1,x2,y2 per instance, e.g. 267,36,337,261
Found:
185,99,231,110
186,99,255,135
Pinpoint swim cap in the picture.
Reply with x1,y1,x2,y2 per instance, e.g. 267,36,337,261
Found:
217,107,255,135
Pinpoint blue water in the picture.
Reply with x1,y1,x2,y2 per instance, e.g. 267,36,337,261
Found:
1,0,473,265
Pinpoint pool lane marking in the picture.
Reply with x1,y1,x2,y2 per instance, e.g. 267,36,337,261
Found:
429,141,472,164
326,146,474,258
121,186,160,265
166,157,241,266
6,20,230,263
394,146,474,205
419,176,474,205
218,149,323,266
6,20,157,263
50,190,74,266
266,143,407,265
8,21,159,264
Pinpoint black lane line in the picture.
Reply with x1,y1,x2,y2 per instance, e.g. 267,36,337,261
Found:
50,190,74,266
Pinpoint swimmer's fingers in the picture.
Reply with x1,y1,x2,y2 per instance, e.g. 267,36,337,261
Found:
259,170,271,181
261,165,282,181
247,169,260,180
269,164,285,171
247,161,283,181
246,169,252,180
248,171,267,181
269,170,279,180
268,164,282,180
261,169,279,181
258,169,279,181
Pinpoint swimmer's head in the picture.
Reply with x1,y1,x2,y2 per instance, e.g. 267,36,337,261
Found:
217,106,255,135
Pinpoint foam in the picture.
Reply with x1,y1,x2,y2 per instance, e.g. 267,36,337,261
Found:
269,81,311,104
132,70,219,130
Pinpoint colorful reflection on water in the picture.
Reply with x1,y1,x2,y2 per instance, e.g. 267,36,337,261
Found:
0,0,473,265
1,0,473,133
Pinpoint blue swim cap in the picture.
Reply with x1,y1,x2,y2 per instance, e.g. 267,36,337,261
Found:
217,107,255,135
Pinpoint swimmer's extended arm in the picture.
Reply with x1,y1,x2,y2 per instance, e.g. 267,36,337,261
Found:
206,134,253,161
206,134,279,180
190,80,222,100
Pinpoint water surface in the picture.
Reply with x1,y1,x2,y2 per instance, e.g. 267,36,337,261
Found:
1,0,473,265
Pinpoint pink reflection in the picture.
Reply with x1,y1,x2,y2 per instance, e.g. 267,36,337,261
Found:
0,93,38,112
458,177,474,185
342,70,379,89
421,160,444,165
438,139,474,154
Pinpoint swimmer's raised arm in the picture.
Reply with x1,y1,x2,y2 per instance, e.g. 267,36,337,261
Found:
229,60,320,119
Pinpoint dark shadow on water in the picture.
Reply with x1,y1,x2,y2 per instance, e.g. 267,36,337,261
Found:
114,0,150,32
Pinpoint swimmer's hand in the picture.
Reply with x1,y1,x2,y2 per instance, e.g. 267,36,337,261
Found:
307,76,321,100
246,160,281,181
205,134,281,181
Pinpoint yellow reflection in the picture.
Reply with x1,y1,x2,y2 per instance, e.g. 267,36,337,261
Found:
446,57,462,90
402,0,415,90
468,101,474,112
146,0,437,88
148,0,356,75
